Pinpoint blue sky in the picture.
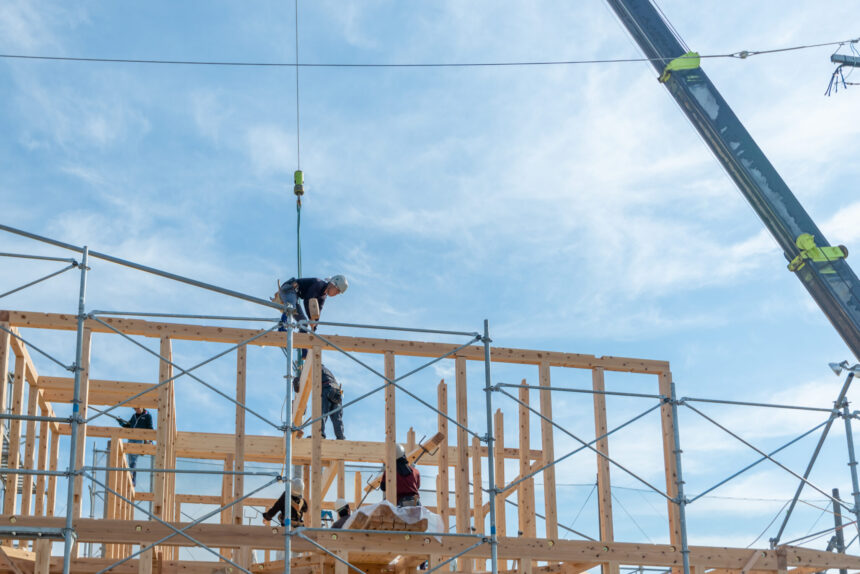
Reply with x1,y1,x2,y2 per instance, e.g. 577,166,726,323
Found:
2,0,860,558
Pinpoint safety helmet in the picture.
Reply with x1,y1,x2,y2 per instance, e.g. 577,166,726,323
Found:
395,444,406,459
291,477,304,496
326,275,349,294
335,498,349,512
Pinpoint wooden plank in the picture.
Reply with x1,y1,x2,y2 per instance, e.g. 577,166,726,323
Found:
455,357,470,546
384,352,396,505
311,347,323,527
0,323,10,445
34,394,49,516
590,369,619,574
233,345,247,526
36,376,159,408
354,471,362,508
291,358,314,428
46,432,59,516
493,409,506,541
337,460,345,499
592,368,618,574
658,371,681,551
153,337,172,521
539,361,558,540
1,311,670,374
72,328,93,519
518,380,536,539
3,352,26,516
4,516,860,570
20,384,38,516
437,380,450,533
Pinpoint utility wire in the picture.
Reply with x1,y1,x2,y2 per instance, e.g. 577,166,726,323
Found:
0,36,857,69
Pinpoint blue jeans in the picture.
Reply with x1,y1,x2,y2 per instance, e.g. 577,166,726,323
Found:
321,384,345,440
127,439,143,486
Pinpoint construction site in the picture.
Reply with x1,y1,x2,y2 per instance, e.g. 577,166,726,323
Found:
2,1,860,574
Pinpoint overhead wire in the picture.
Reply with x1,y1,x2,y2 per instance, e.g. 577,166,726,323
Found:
0,36,857,69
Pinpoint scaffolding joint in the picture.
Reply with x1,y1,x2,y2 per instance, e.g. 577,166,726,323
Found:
65,361,80,373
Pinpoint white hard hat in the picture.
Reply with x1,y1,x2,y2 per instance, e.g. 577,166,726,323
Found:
395,444,406,459
327,275,349,294
291,477,304,495
335,498,349,511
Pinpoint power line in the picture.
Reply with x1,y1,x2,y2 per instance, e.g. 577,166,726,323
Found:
0,36,856,69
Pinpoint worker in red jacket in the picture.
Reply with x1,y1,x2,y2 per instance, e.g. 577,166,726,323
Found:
380,444,421,507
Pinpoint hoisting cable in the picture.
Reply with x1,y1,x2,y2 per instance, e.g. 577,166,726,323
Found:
292,0,306,383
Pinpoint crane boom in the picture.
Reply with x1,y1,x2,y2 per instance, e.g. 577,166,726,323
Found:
605,0,860,360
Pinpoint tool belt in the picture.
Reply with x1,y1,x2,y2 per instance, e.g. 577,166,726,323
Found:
398,494,420,507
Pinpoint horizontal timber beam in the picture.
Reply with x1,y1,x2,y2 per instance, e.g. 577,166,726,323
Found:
0,517,858,570
1,311,668,373
37,376,159,408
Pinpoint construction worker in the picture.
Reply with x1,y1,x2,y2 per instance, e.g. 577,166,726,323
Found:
116,406,153,487
380,444,421,507
263,478,308,527
332,498,351,529
272,275,348,358
320,364,345,440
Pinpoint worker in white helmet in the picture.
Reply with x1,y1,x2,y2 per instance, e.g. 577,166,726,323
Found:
263,478,308,527
332,498,351,529
380,444,421,507
272,275,349,358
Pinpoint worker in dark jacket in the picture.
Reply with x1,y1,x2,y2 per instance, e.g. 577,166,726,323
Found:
320,365,345,440
332,498,351,529
380,444,421,507
263,478,308,527
273,276,348,358
116,407,153,487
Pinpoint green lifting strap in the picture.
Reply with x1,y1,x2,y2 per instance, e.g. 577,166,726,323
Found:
788,233,849,273
659,51,701,83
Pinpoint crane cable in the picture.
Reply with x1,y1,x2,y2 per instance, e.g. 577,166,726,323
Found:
293,0,304,279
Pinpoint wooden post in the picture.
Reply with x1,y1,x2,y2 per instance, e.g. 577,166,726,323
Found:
353,471,362,508
34,394,49,516
46,432,59,516
220,455,233,557
406,428,416,453
455,356,472,573
106,433,120,559
538,361,558,540
72,329,92,519
518,381,535,574
311,346,323,527
437,380,450,531
658,371,682,550
337,460,346,499
384,352,397,504
0,323,10,441
153,337,172,521
20,384,39,515
494,409,506,570
4,353,26,515
34,539,51,574
592,368,618,574
233,346,247,525
471,436,485,571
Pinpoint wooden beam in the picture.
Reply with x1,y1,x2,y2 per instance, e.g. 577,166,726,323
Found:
592,367,618,574
34,539,51,574
518,380,536,539
472,435,485,571
233,345,247,526
153,337,172,521
1,311,670,374
539,361,558,540
35,376,159,408
384,352,396,505
20,384,38,516
72,328,93,520
493,409,506,540
3,351,26,516
3,516,860,571
658,371,681,551
311,347,323,527
337,460,345,499
437,380,449,532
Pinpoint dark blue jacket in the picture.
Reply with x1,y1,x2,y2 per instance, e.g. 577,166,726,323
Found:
293,277,330,320
120,410,154,430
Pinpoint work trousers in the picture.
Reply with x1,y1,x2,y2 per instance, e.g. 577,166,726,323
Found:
321,383,345,440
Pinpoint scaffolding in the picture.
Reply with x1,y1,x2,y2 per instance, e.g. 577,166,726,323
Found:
1,223,860,574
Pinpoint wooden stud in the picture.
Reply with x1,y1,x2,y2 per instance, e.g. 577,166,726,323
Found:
592,368,618,574
72,328,93,519
455,356,472,573
539,361,558,540
34,539,51,574
153,337,173,521
384,352,397,505
337,460,346,499
21,383,39,515
406,428,416,453
46,432,59,516
4,352,26,516
34,396,49,516
518,380,536,539
233,345,247,526
311,346,323,527
0,323,9,445
658,371,681,550
472,435,485,571
220,455,233,557
437,380,450,532
354,471,362,508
